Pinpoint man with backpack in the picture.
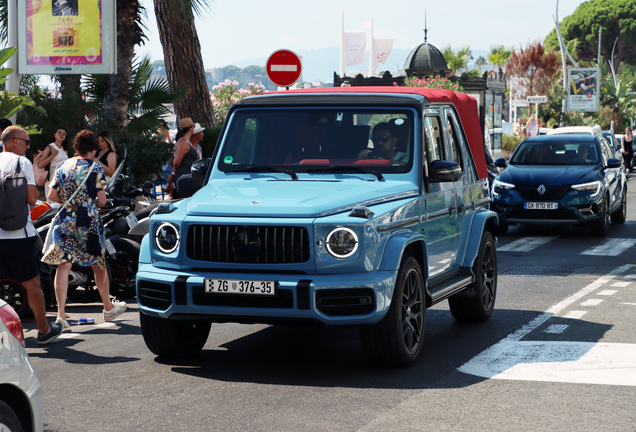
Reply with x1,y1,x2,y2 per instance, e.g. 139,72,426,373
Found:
0,126,62,344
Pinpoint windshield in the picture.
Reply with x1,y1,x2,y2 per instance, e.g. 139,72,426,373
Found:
217,107,415,174
510,141,599,165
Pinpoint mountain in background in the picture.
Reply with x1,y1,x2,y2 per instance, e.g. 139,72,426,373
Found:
227,47,492,83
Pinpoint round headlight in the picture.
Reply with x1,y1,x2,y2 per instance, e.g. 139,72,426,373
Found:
326,227,358,258
155,223,180,254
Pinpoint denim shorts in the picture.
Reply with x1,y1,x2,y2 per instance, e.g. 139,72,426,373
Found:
0,236,40,282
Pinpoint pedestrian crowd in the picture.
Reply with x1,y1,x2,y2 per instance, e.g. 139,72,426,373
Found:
0,119,126,345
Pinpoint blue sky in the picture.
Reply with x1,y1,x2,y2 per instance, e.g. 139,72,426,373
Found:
137,0,587,69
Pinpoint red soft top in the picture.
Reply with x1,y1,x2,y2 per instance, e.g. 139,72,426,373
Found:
251,87,487,180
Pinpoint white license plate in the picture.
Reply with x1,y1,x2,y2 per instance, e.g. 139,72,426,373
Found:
525,202,558,210
204,278,276,296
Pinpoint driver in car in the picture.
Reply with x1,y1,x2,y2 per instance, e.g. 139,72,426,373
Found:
358,123,408,163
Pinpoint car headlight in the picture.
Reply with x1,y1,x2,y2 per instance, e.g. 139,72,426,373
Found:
326,227,358,258
155,222,180,254
571,181,601,197
492,179,515,196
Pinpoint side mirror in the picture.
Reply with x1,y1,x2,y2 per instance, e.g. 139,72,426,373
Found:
191,158,211,179
494,158,507,168
428,160,462,183
606,158,622,169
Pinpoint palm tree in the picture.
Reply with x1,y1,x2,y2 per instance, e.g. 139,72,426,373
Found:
475,56,488,68
442,45,473,76
488,45,513,75
101,0,147,135
153,0,215,126
84,56,188,136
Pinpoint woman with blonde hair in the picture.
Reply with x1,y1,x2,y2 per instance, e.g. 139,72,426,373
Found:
94,130,117,180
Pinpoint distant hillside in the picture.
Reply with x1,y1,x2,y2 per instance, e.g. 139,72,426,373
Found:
226,46,493,83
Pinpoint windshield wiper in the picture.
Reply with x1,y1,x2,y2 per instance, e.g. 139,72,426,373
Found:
227,165,298,180
306,166,383,180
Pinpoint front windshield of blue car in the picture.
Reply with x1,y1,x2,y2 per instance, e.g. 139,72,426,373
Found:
510,140,599,165
217,107,415,174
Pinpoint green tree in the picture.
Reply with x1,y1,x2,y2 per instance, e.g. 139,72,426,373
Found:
442,45,474,76
0,48,45,118
488,45,513,75
474,56,488,68
153,0,215,126
545,0,636,71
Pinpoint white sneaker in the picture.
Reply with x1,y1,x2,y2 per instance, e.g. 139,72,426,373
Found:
55,317,71,332
103,299,127,322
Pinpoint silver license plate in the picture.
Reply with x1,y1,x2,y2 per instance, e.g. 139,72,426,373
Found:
204,278,276,296
525,202,558,210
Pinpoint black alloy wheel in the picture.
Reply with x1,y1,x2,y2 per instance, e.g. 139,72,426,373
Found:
0,278,30,319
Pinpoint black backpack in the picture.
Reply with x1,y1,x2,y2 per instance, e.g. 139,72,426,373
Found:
0,158,29,231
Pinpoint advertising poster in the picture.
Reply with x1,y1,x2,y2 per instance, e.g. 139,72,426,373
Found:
567,67,600,112
18,0,116,74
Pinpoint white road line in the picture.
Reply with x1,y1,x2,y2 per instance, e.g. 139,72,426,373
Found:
597,290,618,296
611,281,631,287
625,274,636,279
95,322,116,328
58,333,79,339
581,238,636,256
544,324,568,334
619,302,636,306
580,299,604,306
459,265,635,386
563,310,587,319
497,236,558,253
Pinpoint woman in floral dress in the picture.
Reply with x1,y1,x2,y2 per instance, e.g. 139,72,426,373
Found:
42,130,126,330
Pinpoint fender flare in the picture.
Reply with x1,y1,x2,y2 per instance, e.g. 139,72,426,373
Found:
461,211,498,268
379,231,427,273
139,234,151,264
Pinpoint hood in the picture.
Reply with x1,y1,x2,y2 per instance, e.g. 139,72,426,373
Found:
184,178,418,218
498,164,600,186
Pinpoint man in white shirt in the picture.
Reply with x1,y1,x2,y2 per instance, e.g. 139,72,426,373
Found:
0,126,62,344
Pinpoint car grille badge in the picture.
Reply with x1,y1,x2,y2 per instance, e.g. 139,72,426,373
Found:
537,184,546,196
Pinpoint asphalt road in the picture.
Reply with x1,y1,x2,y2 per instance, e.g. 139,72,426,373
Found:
23,183,636,432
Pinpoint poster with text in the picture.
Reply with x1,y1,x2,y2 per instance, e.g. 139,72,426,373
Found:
567,67,600,112
18,0,116,74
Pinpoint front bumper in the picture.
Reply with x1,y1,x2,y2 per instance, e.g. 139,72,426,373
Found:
491,190,603,225
136,264,397,326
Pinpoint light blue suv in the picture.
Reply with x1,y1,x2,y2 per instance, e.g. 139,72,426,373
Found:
137,87,499,366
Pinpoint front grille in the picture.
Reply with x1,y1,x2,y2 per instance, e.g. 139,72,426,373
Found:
192,286,293,308
138,281,172,310
187,225,310,264
508,208,576,220
516,186,569,200
316,288,375,316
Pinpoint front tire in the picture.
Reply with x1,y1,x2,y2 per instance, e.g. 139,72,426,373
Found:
610,188,627,225
449,231,497,322
140,312,211,357
107,238,140,299
360,255,425,367
591,195,610,236
0,400,23,432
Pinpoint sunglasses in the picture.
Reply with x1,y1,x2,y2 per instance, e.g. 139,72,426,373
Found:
56,130,67,136
371,135,391,143
15,137,30,147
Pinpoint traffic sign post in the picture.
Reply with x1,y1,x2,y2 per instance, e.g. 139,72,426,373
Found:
527,95,548,126
266,49,302,89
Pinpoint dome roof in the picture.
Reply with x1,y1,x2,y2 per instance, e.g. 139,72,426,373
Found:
404,43,448,70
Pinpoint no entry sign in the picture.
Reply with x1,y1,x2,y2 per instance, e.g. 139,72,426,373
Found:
266,49,302,87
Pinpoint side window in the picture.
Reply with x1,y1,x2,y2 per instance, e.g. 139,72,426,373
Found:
599,138,611,164
446,115,463,169
424,116,444,166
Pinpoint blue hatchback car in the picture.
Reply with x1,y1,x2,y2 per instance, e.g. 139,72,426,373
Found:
492,134,627,235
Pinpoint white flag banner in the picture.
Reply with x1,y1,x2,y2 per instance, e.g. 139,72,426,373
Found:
373,38,394,71
344,32,366,66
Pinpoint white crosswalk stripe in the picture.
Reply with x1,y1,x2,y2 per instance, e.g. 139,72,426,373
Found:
497,236,558,252
581,238,636,256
